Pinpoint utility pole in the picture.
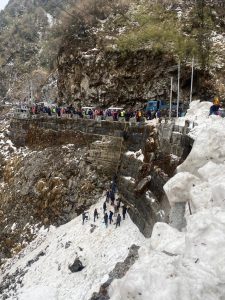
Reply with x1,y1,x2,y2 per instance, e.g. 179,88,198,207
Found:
27,83,30,105
169,77,173,119
30,80,34,104
176,60,180,118
190,57,194,104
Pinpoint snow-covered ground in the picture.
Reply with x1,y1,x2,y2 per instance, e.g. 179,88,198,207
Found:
109,102,225,300
0,197,145,300
176,100,212,129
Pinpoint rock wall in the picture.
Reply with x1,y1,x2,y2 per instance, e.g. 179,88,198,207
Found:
86,136,123,176
57,47,215,107
117,120,194,237
158,120,194,159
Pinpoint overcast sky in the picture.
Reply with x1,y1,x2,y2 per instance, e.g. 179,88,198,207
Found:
0,0,9,11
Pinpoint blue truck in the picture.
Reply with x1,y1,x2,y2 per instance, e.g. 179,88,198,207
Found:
146,100,168,112
146,100,179,113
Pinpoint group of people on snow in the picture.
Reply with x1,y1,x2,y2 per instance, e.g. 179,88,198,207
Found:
82,179,128,228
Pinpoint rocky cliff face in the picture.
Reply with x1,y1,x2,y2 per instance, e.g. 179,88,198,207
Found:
56,0,225,106
0,114,109,264
58,48,195,106
0,0,225,102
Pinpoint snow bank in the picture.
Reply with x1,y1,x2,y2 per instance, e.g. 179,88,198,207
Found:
178,116,225,174
109,208,225,300
109,108,225,300
184,100,211,122
175,100,212,129
1,198,145,300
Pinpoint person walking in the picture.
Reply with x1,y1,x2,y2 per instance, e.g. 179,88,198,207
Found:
82,212,87,225
122,205,127,220
109,210,113,224
104,212,108,228
110,191,115,205
116,213,121,228
94,208,99,222
103,201,107,213
114,204,118,217
111,178,117,194
106,190,110,202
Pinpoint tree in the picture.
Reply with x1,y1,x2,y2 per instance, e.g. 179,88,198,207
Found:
117,4,197,62
190,0,215,70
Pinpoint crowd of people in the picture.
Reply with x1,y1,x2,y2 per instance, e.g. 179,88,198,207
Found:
82,178,128,228
29,104,160,122
19,103,177,122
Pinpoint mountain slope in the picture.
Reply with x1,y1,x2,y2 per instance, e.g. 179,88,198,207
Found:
0,0,73,101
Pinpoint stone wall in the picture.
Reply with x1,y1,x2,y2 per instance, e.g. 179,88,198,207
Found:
9,117,149,177
9,117,147,150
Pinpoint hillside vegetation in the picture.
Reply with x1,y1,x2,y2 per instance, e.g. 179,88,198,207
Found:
0,0,225,102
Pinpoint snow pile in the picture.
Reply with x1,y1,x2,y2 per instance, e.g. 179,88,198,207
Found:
176,100,212,128
109,210,225,300
1,198,145,300
178,117,225,174
109,111,225,300
184,100,211,122
125,149,144,162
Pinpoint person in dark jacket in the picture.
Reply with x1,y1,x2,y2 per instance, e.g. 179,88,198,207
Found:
106,190,110,202
209,104,220,115
117,199,121,211
94,208,99,222
103,201,107,213
147,110,152,120
82,212,87,225
111,178,117,194
104,213,108,228
110,191,115,205
116,213,121,228
109,210,113,224
122,205,127,220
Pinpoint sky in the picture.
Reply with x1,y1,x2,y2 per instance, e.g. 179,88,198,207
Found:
0,0,9,11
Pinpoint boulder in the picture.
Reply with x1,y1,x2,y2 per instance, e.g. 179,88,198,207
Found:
69,258,85,273
134,176,151,194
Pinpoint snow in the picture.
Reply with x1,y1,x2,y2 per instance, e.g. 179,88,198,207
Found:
123,176,135,183
109,101,225,300
178,116,225,174
125,149,144,162
1,197,145,300
110,209,225,300
11,223,17,231
46,13,54,27
19,287,57,300
176,100,212,128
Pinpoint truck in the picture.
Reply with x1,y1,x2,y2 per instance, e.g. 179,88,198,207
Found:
146,100,171,112
145,100,180,116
